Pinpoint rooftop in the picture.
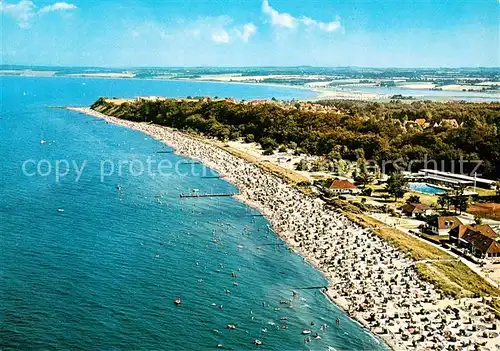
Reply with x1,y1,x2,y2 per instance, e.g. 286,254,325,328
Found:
420,169,496,185
330,179,357,189
436,216,463,230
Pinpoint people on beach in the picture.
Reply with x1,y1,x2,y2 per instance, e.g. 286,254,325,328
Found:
76,107,500,351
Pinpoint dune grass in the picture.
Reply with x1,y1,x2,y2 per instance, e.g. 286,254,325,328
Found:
417,260,498,298
351,213,449,261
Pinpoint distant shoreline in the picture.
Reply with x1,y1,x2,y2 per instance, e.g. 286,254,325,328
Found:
1,73,320,101
4,72,499,102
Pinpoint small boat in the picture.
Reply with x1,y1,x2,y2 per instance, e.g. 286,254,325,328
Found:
57,208,64,213
253,340,262,346
226,324,236,329
280,317,288,321
301,330,312,335
174,297,182,305
40,139,46,144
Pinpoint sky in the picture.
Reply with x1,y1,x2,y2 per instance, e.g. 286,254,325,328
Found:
0,0,499,67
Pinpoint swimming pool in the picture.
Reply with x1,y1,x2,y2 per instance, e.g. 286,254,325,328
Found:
409,182,447,195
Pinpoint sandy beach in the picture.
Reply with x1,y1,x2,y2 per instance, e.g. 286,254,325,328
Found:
69,106,500,351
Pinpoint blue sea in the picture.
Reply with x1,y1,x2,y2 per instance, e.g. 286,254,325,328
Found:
0,76,387,350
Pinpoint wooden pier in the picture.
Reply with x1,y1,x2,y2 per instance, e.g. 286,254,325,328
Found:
179,192,237,198
202,175,222,179
157,150,174,154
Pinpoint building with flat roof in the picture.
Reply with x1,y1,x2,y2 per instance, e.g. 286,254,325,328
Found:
418,169,496,189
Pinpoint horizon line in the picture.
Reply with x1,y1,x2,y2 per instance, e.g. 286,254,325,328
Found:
1,64,500,70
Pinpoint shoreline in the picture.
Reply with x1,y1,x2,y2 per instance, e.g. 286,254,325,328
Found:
1,73,320,101
6,73,498,102
68,106,499,351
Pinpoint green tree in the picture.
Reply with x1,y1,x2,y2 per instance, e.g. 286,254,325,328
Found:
295,159,308,171
406,195,421,204
451,186,468,214
263,148,275,156
244,134,255,143
362,187,373,196
354,169,373,188
437,194,450,210
259,137,278,150
385,171,408,201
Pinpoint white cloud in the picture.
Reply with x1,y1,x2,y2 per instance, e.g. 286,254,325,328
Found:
261,0,341,32
211,29,230,44
129,16,256,45
39,2,76,14
0,0,76,28
300,16,341,32
0,0,36,28
261,0,295,28
236,23,257,42
205,18,256,44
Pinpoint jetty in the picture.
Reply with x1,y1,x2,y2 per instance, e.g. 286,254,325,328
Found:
179,192,237,198
201,175,222,179
292,285,328,290
157,150,174,154
180,161,201,165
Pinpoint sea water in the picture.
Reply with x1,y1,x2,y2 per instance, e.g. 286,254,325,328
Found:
0,76,387,350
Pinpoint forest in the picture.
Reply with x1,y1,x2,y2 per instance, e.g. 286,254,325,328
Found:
91,98,500,179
